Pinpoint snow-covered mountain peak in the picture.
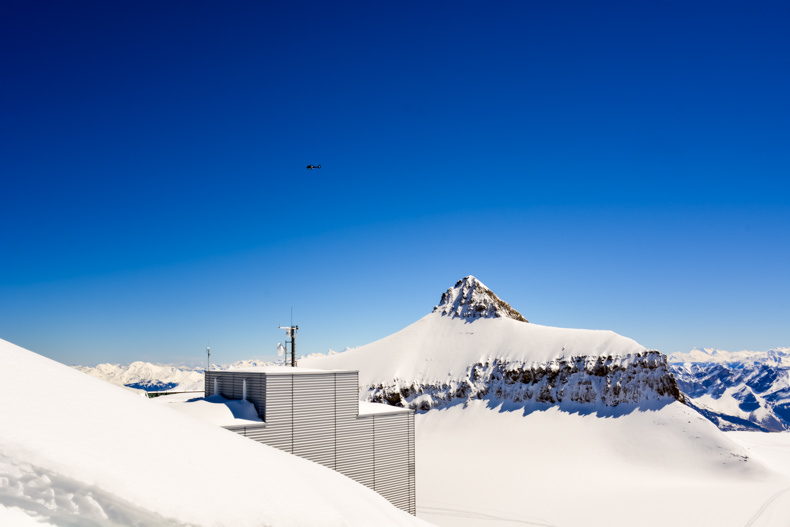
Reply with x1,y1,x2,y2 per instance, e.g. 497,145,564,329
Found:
302,277,671,410
432,276,528,322
668,346,790,432
668,347,790,367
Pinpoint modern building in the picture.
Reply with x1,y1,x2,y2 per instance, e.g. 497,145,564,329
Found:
204,367,415,515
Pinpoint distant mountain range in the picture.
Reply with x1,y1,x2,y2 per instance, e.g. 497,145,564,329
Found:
74,359,276,392
669,347,790,432
73,277,788,435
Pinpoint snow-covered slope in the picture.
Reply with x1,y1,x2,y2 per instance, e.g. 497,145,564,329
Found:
0,338,431,527
669,348,790,432
302,276,682,409
415,400,787,527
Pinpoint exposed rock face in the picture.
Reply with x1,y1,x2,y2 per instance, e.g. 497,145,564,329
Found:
433,276,528,322
367,350,683,411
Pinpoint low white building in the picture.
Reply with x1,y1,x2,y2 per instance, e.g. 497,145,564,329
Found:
202,367,416,514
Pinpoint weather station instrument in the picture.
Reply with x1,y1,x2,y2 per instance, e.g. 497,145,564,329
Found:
278,324,299,367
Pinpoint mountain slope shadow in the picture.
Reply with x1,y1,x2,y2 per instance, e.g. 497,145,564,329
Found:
492,396,676,418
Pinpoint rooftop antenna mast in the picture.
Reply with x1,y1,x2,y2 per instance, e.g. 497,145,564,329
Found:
206,344,211,372
279,318,298,368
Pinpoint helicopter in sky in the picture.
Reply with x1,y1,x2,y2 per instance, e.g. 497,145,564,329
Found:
306,164,321,170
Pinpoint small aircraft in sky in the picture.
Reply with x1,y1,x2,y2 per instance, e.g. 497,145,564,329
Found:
306,164,321,170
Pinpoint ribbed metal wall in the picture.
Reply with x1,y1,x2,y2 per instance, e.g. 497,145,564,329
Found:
206,370,415,515
373,411,414,513
292,374,336,469
204,370,266,419
225,423,268,443
262,374,293,452
337,416,375,488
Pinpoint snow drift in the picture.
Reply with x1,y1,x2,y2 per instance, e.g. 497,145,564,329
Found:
0,338,431,527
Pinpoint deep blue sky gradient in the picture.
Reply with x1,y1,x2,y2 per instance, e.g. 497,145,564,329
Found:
2,1,788,365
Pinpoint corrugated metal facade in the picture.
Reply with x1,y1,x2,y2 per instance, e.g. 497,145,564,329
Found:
204,369,415,515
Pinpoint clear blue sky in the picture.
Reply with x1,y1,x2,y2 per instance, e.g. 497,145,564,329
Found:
2,1,788,366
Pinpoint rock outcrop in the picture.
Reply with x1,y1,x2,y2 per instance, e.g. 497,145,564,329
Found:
368,350,683,411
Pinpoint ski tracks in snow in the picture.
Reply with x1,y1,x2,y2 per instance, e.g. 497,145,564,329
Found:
418,502,557,526
743,485,790,527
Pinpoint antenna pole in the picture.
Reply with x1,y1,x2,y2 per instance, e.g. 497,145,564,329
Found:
207,345,211,371
278,324,299,367
290,307,295,367
291,328,296,367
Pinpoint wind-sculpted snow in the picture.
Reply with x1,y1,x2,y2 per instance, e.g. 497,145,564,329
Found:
367,351,683,411
0,453,179,526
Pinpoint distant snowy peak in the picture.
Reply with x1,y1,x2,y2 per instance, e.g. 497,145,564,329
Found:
74,361,204,392
668,347,790,367
669,347,790,432
433,276,528,322
75,359,276,393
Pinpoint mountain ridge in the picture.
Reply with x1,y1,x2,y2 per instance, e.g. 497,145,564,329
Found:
302,277,682,411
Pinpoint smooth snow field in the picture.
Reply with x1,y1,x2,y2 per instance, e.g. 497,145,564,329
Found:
303,313,647,386
0,338,432,527
727,431,790,526
415,401,790,527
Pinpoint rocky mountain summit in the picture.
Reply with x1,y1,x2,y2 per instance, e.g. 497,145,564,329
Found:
303,277,683,412
433,276,528,322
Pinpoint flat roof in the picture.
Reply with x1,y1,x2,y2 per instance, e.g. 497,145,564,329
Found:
153,393,410,424
214,366,359,375
359,401,411,416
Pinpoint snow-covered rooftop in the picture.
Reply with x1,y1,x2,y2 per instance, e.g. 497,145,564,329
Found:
151,392,264,426
222,365,357,374
359,401,411,416
153,393,409,423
